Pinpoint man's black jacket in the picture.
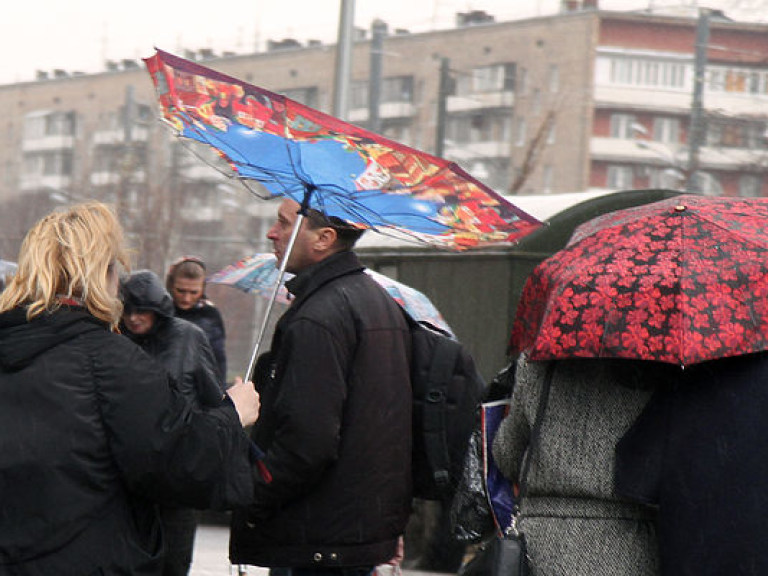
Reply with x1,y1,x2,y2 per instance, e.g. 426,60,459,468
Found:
230,250,413,568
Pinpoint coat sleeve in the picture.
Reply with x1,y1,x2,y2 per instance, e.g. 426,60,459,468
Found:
185,324,226,406
492,356,534,484
207,307,228,387
248,317,350,520
93,335,254,510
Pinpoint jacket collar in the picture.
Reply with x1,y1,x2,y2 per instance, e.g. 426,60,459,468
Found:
0,307,107,370
284,250,364,309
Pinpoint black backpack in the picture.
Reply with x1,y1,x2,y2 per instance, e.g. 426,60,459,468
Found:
404,312,486,501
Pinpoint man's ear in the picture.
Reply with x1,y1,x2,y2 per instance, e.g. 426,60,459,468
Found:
314,226,338,252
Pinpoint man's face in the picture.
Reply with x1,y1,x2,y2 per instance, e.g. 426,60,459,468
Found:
122,310,156,335
171,277,205,310
266,199,321,273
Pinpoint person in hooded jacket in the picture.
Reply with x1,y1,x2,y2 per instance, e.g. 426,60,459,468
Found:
0,202,260,576
121,269,225,576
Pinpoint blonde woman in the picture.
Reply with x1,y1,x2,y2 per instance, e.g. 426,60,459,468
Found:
0,203,259,575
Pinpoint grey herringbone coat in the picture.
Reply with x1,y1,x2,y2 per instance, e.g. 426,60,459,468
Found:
492,355,662,576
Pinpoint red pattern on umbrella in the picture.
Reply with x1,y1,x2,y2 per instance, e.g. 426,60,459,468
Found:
510,195,768,366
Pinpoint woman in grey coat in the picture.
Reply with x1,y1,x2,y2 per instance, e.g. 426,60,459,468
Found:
492,354,670,576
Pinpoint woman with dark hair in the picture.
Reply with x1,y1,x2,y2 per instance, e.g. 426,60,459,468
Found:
0,202,259,575
166,256,228,385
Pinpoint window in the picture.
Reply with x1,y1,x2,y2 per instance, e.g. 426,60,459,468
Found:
546,121,556,145
608,57,686,89
381,123,413,147
532,89,541,115
350,80,369,110
282,87,319,108
542,165,554,193
693,172,723,196
739,174,762,197
24,111,77,139
653,117,681,145
610,114,637,139
455,63,516,96
515,117,527,147
708,66,768,95
381,76,414,104
549,65,559,93
23,150,74,176
606,165,634,188
649,167,685,189
446,114,512,144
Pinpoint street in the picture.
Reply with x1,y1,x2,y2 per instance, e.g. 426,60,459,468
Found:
190,524,449,576
190,524,268,576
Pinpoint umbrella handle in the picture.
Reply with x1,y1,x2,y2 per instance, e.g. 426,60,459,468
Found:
244,212,305,383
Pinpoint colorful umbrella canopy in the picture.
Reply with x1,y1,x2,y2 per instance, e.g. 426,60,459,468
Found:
0,260,16,278
510,195,768,366
208,253,454,336
143,49,541,250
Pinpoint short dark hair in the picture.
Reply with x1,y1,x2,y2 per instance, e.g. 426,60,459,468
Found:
304,209,365,251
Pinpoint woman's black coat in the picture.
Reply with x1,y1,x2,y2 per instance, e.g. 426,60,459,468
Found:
0,306,253,575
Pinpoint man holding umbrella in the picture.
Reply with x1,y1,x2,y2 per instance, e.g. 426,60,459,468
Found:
230,198,413,576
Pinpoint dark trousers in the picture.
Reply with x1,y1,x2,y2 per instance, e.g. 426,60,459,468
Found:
159,506,197,576
275,568,374,576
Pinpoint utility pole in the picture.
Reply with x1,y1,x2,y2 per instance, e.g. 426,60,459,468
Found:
435,57,451,157
687,8,710,193
333,0,355,120
368,19,387,134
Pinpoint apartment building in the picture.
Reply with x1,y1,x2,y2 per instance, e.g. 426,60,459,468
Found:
2,2,768,244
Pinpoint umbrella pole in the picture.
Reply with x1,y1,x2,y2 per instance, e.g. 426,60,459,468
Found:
243,212,305,383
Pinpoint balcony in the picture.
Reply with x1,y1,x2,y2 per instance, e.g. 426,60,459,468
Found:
445,140,511,161
590,136,768,171
347,102,416,123
21,135,75,152
447,91,514,113
92,126,149,145
90,170,147,186
183,163,226,182
20,174,72,191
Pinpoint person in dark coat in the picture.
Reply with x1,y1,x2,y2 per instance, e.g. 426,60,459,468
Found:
166,255,228,386
121,269,226,576
615,351,768,576
229,199,413,575
0,202,260,576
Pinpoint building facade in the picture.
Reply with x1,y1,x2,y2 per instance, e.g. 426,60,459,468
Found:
1,3,767,377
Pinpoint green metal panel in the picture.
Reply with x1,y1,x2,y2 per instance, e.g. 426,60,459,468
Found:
359,189,685,381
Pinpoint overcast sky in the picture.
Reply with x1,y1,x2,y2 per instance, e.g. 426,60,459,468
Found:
0,0,761,85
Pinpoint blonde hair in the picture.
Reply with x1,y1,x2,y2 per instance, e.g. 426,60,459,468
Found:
0,202,131,329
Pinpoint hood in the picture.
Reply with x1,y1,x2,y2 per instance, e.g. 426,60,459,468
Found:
0,307,106,371
120,270,174,318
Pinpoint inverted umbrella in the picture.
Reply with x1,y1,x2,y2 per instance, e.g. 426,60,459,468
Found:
143,49,541,250
0,260,16,278
510,194,768,366
208,253,454,336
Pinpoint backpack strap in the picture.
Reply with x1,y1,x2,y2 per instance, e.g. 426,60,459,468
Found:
421,334,462,493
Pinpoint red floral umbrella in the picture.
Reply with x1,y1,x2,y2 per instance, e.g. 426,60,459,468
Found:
510,194,768,366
